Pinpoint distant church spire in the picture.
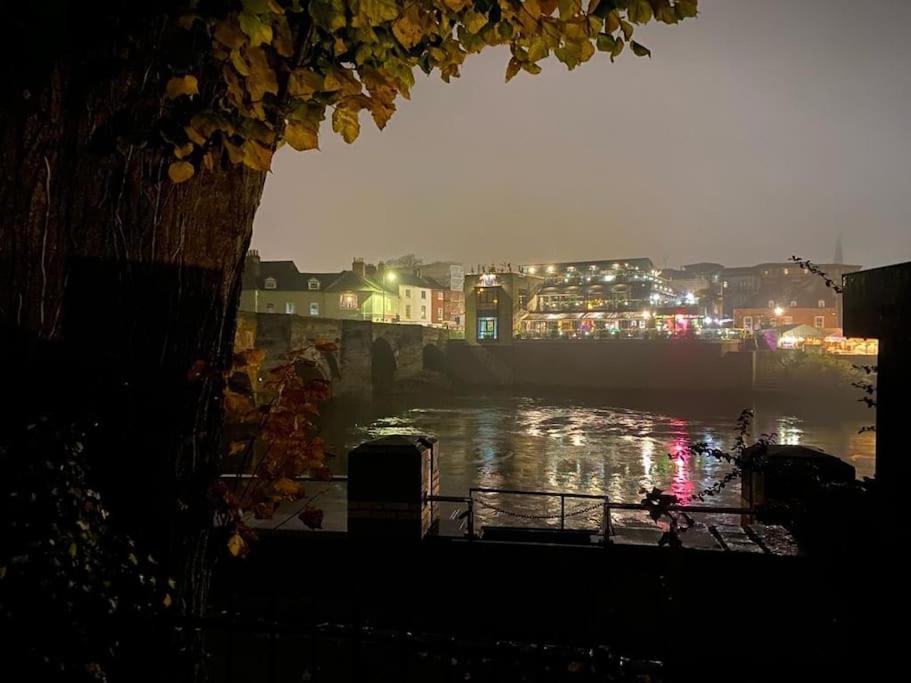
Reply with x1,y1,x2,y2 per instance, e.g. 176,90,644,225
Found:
834,234,844,264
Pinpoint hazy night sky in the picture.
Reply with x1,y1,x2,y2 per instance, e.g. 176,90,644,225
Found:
252,0,911,272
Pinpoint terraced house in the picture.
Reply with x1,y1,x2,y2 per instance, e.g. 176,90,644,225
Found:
240,252,398,322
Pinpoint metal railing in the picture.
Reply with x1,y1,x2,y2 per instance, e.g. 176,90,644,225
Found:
218,475,753,539
429,487,755,539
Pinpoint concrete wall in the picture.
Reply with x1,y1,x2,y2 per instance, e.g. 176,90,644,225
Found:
448,340,755,391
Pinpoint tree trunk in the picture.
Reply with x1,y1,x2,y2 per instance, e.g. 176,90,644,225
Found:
0,10,266,677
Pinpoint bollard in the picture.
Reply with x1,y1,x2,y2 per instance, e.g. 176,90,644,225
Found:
347,435,440,540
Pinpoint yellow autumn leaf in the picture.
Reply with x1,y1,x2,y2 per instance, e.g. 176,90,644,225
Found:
524,0,542,20
442,0,471,11
224,139,244,164
222,63,246,106
242,139,274,171
165,75,199,99
527,37,549,62
628,0,653,24
605,11,620,34
239,11,273,47
322,71,344,92
230,48,251,77
284,121,320,151
288,69,323,98
163,593,173,608
392,6,424,49
352,0,399,28
273,14,294,57
174,142,194,159
463,10,487,35
332,106,360,144
168,161,195,183
366,97,395,130
227,532,247,557
214,18,247,48
579,39,595,64
245,47,279,101
185,126,206,146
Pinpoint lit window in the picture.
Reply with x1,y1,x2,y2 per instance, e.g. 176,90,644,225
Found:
264,277,277,290
308,278,320,290
790,300,797,307
818,299,826,308
768,300,775,309
477,317,498,341
285,302,295,314
437,291,443,301
339,293,358,310
814,316,825,329
437,308,443,321
723,281,728,288
743,316,753,331
783,268,789,275
309,303,319,316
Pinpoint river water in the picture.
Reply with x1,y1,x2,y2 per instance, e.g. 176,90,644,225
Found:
316,391,875,529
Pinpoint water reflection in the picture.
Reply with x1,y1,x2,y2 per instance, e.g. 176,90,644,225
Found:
776,416,804,446
326,394,875,529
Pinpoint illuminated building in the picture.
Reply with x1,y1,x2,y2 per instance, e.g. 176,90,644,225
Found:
514,258,695,338
464,270,543,344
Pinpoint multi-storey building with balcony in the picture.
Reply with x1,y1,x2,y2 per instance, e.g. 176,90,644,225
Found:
514,258,698,338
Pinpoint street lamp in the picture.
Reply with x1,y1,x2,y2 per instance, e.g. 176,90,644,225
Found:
384,271,397,323
774,306,784,317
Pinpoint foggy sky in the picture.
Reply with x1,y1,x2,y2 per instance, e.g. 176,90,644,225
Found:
251,0,911,272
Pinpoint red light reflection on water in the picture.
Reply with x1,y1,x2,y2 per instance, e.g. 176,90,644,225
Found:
668,419,695,504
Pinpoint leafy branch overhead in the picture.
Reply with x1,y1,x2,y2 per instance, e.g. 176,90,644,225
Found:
163,0,698,180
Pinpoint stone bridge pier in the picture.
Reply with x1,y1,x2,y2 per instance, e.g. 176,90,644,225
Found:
235,312,448,398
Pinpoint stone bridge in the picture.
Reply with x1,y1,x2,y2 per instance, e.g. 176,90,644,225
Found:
235,312,448,397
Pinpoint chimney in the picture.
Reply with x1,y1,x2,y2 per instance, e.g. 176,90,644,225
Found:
245,249,261,280
352,257,366,277
365,263,377,278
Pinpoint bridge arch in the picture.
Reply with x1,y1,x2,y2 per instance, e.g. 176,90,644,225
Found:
371,336,397,391
422,343,446,373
